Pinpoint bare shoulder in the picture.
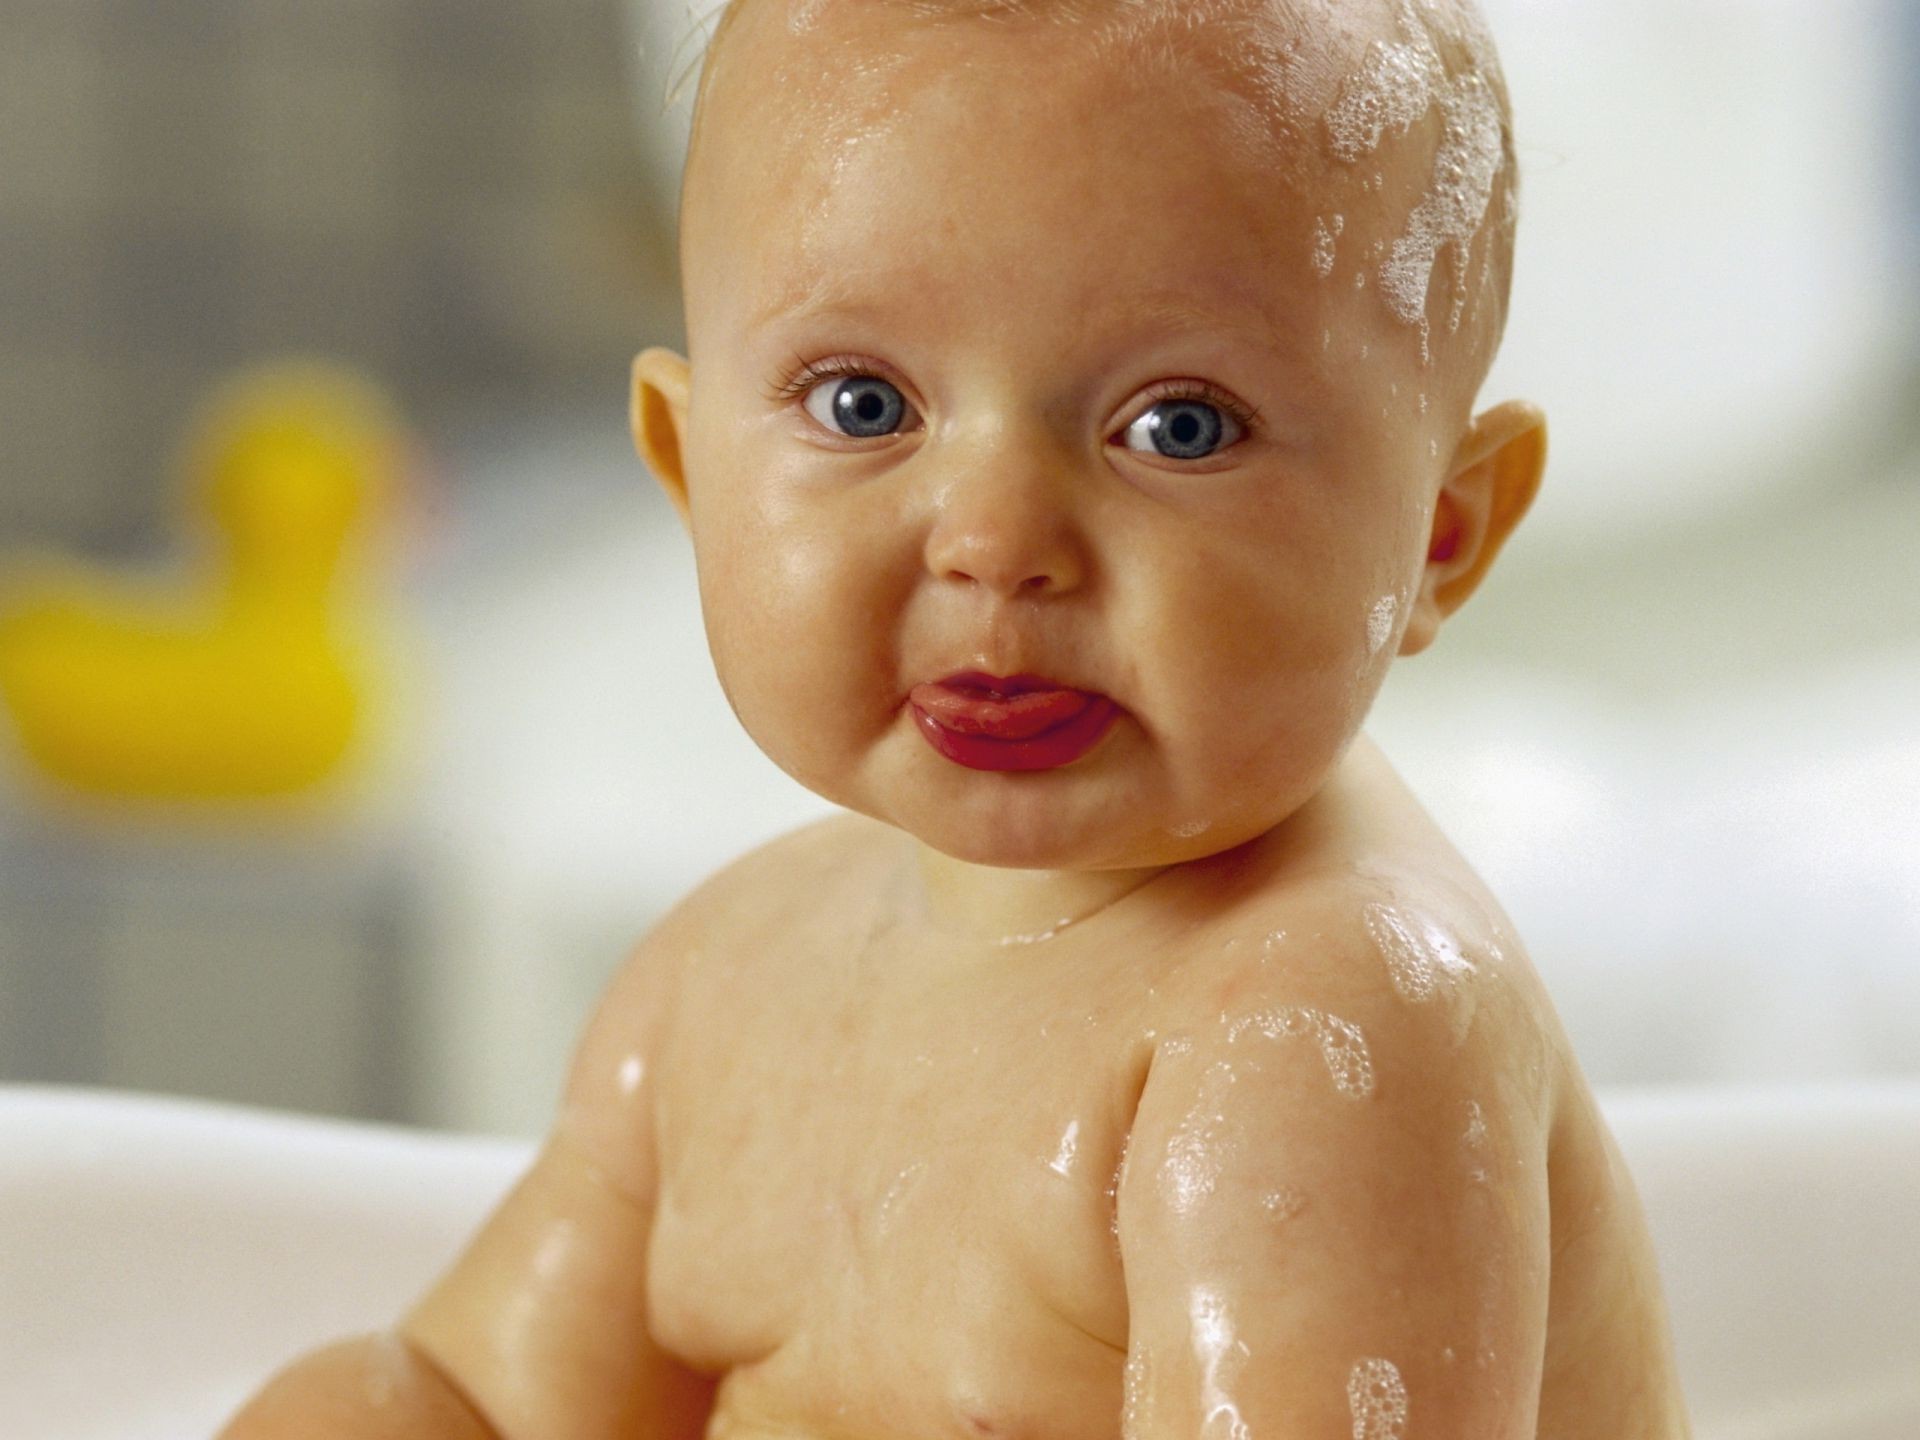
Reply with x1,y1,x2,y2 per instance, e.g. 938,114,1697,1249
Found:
1168,849,1681,1410
594,809,882,1008
1143,857,1556,1157
1198,856,1559,1052
557,810,883,1195
1114,860,1565,1438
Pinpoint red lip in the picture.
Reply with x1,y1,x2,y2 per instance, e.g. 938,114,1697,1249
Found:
908,672,1119,772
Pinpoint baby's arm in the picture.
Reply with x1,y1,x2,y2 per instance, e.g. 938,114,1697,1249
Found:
1115,960,1551,1438
217,927,712,1440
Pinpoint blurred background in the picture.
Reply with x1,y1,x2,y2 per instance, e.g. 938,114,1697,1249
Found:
0,0,1914,1138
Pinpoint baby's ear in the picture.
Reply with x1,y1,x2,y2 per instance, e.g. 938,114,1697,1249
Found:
1400,401,1546,657
631,348,693,530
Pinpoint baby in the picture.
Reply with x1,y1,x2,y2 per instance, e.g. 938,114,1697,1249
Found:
222,0,1692,1436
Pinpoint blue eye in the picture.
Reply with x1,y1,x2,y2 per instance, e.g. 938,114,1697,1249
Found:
803,375,911,438
1120,398,1242,460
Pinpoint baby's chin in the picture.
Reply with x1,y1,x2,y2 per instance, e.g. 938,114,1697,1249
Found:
753,723,1145,869
836,759,1252,876
741,697,1342,872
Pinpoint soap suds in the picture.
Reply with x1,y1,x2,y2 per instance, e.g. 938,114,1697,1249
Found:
1324,0,1506,357
1313,213,1346,278
1347,1357,1410,1440
1160,1061,1241,1213
1226,1005,1376,1099
1366,594,1398,655
1364,900,1479,1045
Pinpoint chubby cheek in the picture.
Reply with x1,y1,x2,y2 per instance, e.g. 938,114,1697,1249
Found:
691,479,903,795
1138,532,1383,808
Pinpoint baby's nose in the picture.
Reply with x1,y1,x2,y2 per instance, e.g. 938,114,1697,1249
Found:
920,463,1087,598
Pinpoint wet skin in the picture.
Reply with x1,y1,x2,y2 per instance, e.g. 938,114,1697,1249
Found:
404,740,1690,1439
228,1,1691,1435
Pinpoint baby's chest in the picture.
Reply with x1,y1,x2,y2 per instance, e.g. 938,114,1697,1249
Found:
645,985,1142,1433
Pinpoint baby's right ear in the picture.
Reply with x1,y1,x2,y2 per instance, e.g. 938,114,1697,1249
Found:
631,348,693,530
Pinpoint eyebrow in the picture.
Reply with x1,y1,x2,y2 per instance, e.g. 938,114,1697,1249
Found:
749,282,884,331
751,282,1290,356
1113,294,1292,354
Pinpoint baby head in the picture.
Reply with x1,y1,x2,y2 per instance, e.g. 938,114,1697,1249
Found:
633,0,1546,873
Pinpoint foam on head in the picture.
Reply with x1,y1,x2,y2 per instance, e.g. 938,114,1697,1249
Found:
675,0,1517,382
1322,0,1512,361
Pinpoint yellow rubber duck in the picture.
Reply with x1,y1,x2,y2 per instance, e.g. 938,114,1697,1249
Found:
0,360,405,802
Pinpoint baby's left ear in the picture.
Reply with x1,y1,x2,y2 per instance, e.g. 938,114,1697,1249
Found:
1399,401,1547,657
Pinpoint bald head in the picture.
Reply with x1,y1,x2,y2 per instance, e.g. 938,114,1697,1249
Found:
677,0,1518,387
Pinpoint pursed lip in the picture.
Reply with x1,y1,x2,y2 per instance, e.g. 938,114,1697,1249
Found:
906,671,1120,771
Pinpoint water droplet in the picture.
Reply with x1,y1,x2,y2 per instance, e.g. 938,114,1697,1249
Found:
1048,1118,1083,1178
616,1054,644,1096
1261,1186,1307,1221
1463,1099,1489,1148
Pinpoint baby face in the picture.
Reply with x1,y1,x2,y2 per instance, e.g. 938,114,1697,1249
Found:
647,0,1519,873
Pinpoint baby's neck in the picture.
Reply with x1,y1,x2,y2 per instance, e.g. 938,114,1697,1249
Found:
910,844,1168,949
903,734,1394,951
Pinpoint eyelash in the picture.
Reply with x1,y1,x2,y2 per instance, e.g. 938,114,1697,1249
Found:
764,354,1262,439
1132,377,1262,436
765,353,878,403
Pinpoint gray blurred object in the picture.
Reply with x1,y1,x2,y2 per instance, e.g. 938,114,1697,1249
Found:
1903,0,1920,322
0,0,671,553
0,810,423,1122
624,0,708,233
